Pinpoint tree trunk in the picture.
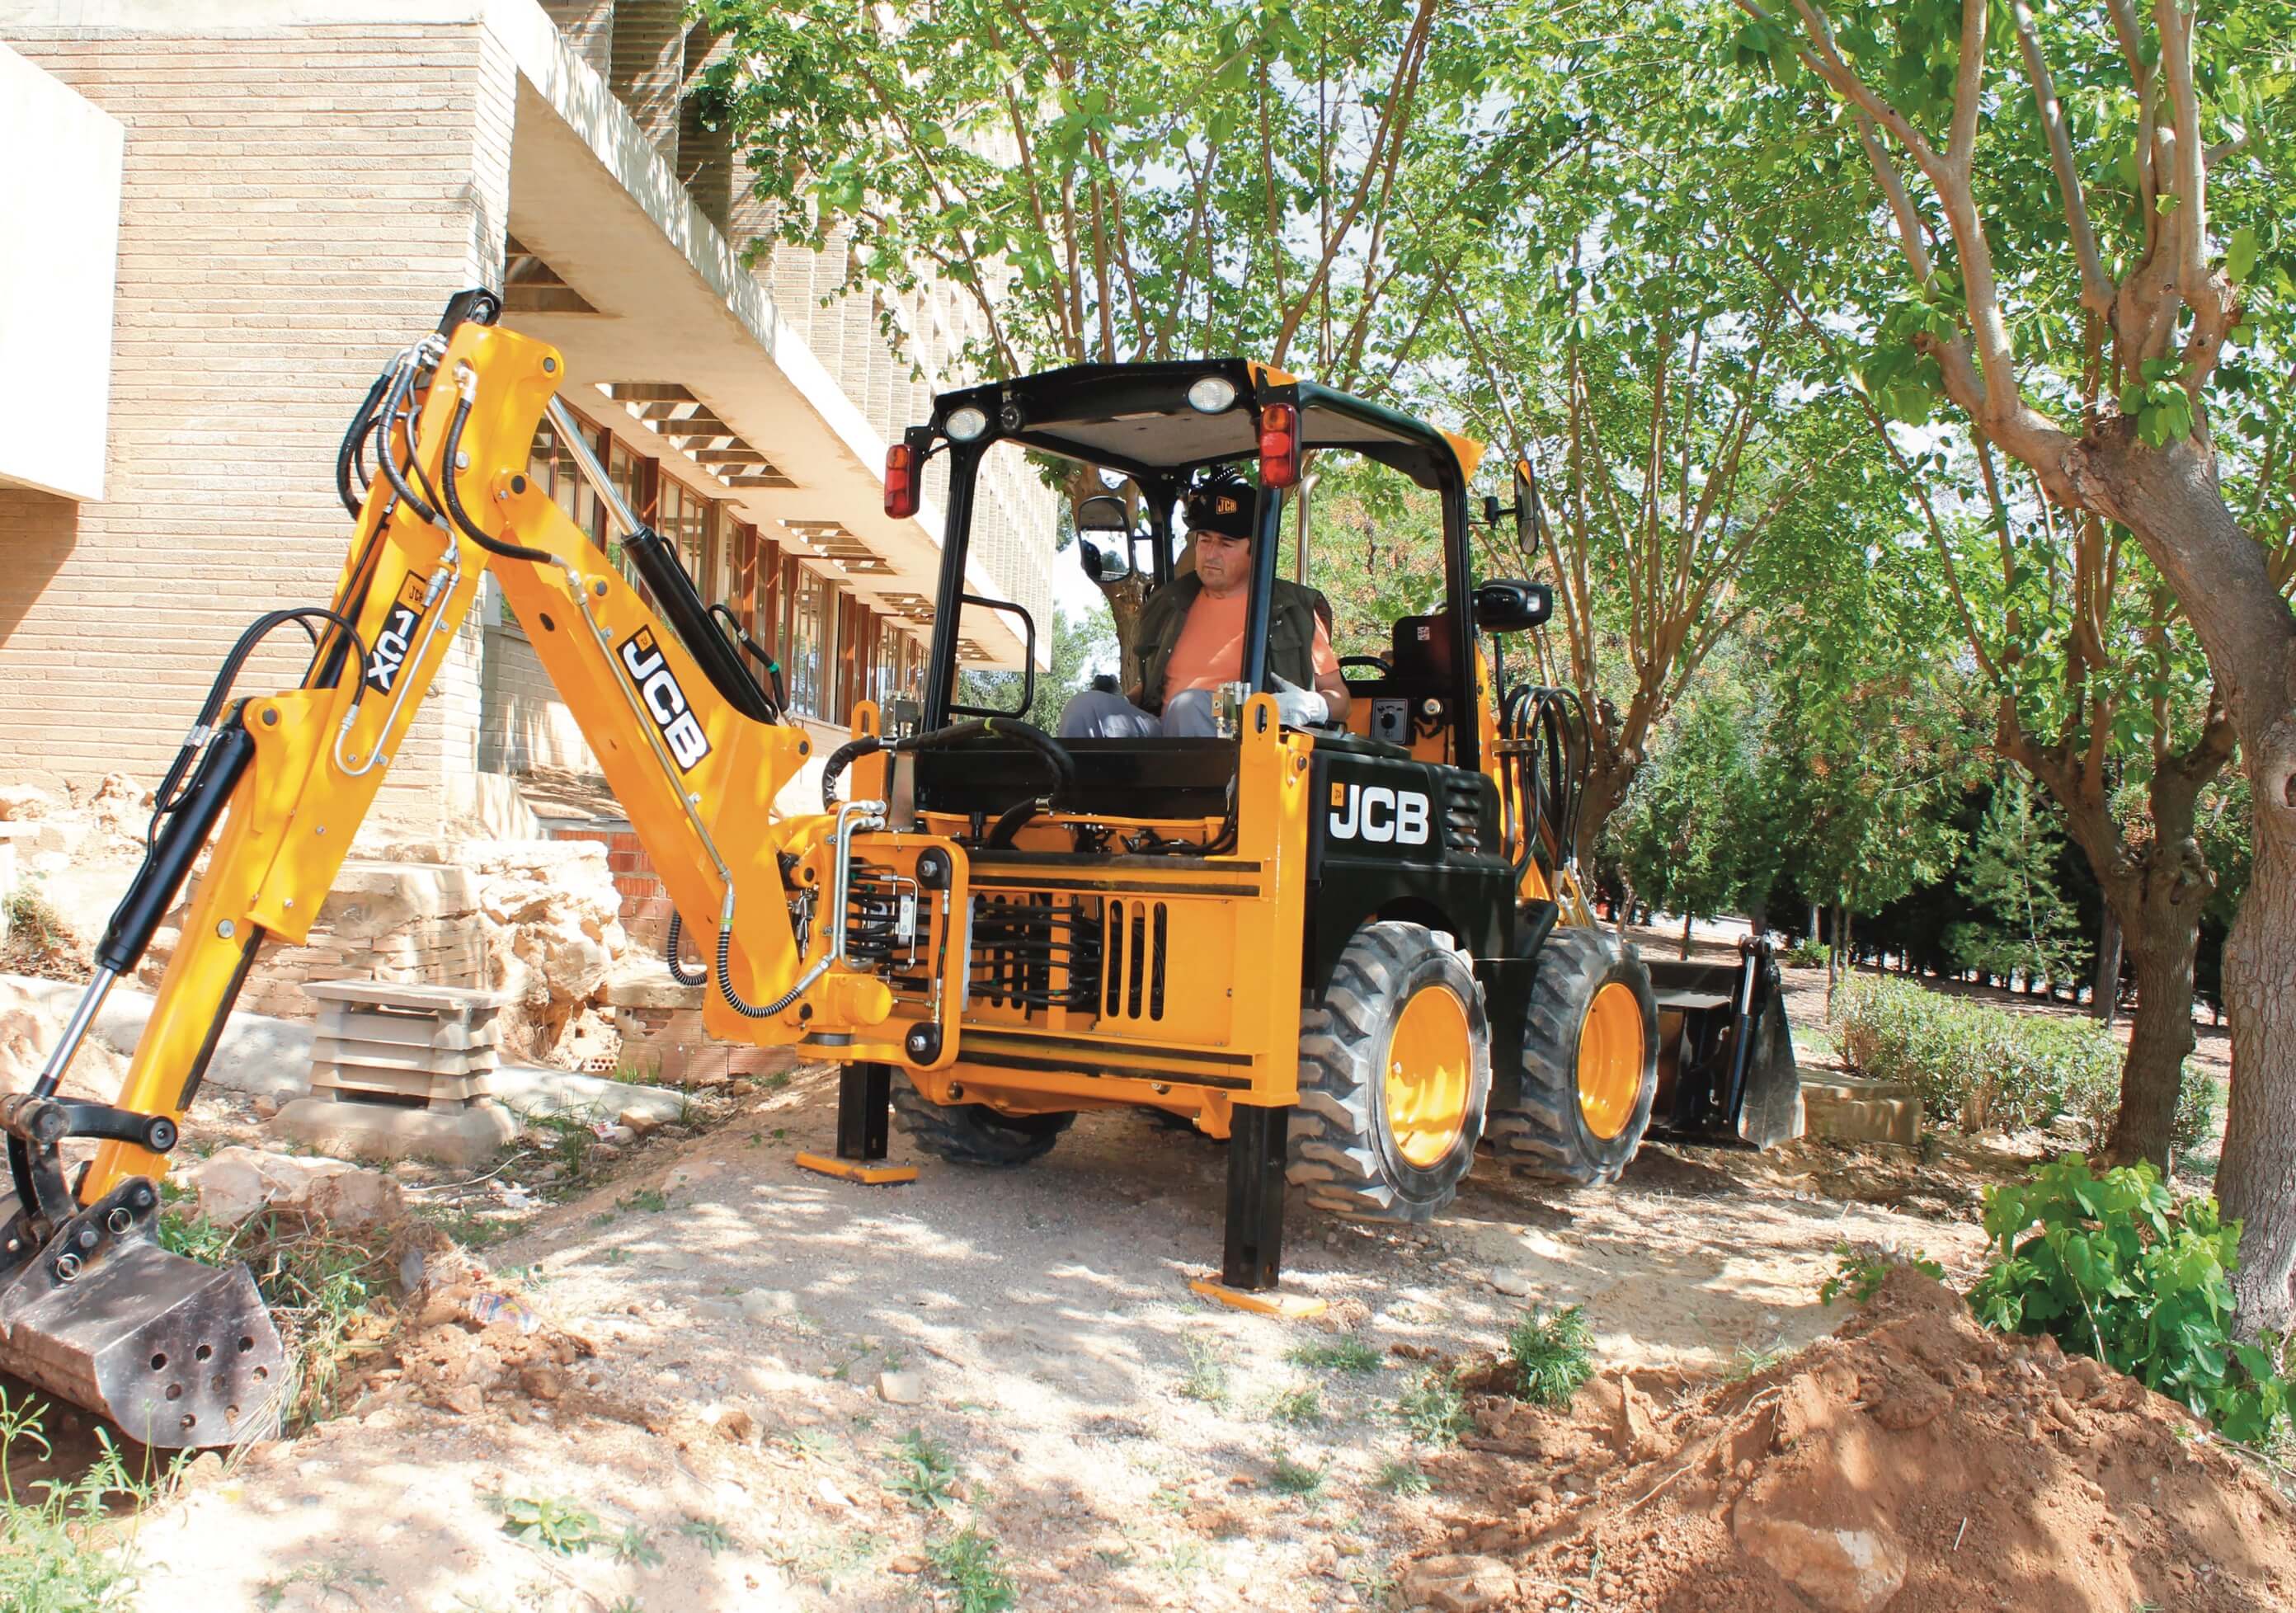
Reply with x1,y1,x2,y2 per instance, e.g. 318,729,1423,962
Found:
1573,752,1637,869
2221,774,2296,1334
2092,905,2122,1024
2105,909,2200,1168
1680,910,1693,959
2078,430,2296,1333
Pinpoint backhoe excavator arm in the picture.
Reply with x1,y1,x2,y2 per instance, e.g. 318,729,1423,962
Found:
0,293,841,1446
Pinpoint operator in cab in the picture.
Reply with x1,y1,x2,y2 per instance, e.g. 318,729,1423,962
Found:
1060,467,1351,738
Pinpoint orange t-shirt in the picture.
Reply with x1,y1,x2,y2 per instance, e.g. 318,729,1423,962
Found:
1160,588,1339,703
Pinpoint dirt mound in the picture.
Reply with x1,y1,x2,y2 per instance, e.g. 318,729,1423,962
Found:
1412,1267,2296,1612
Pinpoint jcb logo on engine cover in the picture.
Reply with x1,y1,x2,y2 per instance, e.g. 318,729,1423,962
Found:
363,576,431,694
1327,783,1430,845
619,628,712,770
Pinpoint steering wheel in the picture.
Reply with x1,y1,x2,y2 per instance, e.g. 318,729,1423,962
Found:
1339,655,1393,680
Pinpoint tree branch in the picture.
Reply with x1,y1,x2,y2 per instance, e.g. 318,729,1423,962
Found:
2011,0,2115,318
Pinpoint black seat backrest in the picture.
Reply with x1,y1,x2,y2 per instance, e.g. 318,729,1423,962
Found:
1390,612,1456,688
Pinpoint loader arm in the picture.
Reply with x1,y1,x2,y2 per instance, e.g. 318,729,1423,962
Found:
0,294,826,1446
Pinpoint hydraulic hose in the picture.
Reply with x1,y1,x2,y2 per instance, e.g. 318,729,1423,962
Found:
663,912,706,987
375,350,440,528
335,369,391,517
440,383,556,565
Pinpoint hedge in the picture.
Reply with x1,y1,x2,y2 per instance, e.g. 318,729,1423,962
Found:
1833,975,2215,1151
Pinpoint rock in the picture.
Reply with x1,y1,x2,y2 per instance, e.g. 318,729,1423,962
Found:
617,1107,662,1137
519,1364,566,1402
888,1552,927,1574
740,1288,796,1320
708,1404,756,1443
1734,1507,1908,1613
1490,1269,1535,1298
1400,1554,1520,1613
251,1095,280,1120
878,1369,925,1405
1614,1378,1667,1462
187,1145,406,1230
600,1124,638,1145
0,786,56,821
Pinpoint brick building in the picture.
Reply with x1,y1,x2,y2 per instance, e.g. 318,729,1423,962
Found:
0,0,1056,839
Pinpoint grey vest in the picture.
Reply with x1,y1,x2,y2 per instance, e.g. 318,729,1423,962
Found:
1132,574,1322,711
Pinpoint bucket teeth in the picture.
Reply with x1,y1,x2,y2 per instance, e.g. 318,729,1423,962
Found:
0,1178,285,1449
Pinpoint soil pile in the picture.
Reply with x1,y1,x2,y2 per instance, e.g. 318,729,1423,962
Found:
1411,1267,2295,1613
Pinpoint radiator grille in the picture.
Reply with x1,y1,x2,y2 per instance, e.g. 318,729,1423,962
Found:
1100,898,1169,1022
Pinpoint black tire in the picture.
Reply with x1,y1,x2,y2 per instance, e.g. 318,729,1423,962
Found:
892,1079,1075,1167
1288,920,1492,1224
1486,925,1658,1186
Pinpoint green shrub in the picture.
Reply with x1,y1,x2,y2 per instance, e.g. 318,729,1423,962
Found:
1784,937,1829,970
0,1391,149,1611
1503,1305,1594,1407
1834,976,2210,1142
1968,1155,2291,1446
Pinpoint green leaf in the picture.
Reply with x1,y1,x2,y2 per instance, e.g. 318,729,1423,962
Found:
2224,225,2260,284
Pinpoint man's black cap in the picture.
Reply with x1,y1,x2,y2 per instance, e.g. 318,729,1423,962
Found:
1185,466,1256,539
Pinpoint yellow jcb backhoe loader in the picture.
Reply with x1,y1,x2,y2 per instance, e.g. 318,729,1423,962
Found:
0,293,1800,1446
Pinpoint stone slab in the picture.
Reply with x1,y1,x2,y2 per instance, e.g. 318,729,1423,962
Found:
317,1002,500,1051
5,973,315,1099
301,979,512,1013
270,1095,519,1169
1801,1075,1922,1146
486,1063,687,1126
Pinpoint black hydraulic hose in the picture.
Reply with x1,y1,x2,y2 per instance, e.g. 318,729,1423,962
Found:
441,393,555,564
376,356,440,528
336,369,390,517
148,607,369,851
819,736,883,811
663,912,706,987
708,602,787,717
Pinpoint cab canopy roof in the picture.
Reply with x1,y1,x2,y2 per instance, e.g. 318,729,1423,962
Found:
930,359,1484,491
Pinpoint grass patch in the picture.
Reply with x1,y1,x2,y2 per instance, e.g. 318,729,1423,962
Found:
1286,1335,1382,1374
883,1428,958,1510
1266,1446,1327,1497
155,1208,393,1429
1176,1337,1230,1407
1394,1368,1470,1446
617,1187,669,1214
680,1517,734,1555
494,1493,605,1556
1504,1305,1596,1408
1374,1457,1431,1496
0,1393,152,1611
1269,1383,1325,1427
927,1526,1016,1613
256,1559,386,1608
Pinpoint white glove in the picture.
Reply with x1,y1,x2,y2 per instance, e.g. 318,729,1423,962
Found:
1270,674,1330,729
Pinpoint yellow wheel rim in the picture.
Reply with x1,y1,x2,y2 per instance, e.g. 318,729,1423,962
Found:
1577,980,1644,1140
1384,985,1473,1169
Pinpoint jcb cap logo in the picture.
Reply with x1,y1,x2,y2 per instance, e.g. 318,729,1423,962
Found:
619,628,712,770
1327,783,1430,846
364,575,431,694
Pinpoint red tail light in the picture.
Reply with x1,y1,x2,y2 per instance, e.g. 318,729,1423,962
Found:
884,441,919,519
1259,402,1299,489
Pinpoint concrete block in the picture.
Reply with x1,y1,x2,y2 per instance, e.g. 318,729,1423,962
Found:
1800,1076,1922,1146
487,1063,686,1125
269,1095,519,1169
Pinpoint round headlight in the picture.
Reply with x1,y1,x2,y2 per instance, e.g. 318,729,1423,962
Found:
1187,375,1238,414
945,405,990,442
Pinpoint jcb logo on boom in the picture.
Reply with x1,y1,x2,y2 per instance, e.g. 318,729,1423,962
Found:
619,628,712,771
363,576,430,694
1326,781,1430,845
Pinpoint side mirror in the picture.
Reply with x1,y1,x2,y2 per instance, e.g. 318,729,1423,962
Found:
1473,579,1553,633
1076,494,1130,534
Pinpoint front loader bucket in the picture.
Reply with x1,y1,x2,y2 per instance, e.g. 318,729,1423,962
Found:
0,1178,285,1449
1642,938,1804,1150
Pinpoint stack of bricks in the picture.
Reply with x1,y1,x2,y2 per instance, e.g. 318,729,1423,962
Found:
548,821,674,951
304,980,507,1109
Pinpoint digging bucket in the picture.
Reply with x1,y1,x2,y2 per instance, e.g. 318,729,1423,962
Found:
1642,937,1804,1149
0,1176,285,1449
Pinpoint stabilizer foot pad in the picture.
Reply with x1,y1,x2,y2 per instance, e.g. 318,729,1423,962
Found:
1189,1278,1327,1319
794,1153,918,1186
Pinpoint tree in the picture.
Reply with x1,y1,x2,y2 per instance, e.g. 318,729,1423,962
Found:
1734,0,2296,1328
1612,680,1778,954
699,0,1546,658
1431,33,1898,864
957,606,1115,730
1948,775,2091,990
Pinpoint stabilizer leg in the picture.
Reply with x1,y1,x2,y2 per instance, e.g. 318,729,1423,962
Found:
1191,1103,1324,1319
796,1063,916,1185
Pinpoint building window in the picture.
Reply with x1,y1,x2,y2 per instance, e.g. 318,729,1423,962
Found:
788,568,845,721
